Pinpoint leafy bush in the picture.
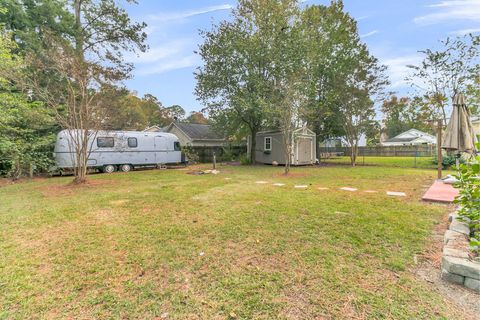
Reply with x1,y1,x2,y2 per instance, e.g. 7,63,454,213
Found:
182,146,199,164
454,147,480,254
432,153,465,170
239,154,251,165
220,147,236,162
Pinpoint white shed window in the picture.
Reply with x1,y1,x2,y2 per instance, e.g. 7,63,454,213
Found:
264,137,272,151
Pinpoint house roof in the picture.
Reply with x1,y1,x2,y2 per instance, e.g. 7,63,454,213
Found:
383,129,435,143
384,136,421,143
143,125,166,132
170,122,224,141
257,127,315,136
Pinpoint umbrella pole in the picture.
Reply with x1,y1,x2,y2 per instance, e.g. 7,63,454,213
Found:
437,119,443,179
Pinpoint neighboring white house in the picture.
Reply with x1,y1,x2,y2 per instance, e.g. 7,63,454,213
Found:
319,134,367,148
381,129,436,146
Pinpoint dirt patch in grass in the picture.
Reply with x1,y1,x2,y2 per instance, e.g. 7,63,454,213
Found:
272,172,309,178
0,177,48,188
39,179,114,197
110,199,130,206
412,212,480,320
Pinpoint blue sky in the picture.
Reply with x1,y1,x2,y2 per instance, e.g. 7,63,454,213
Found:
124,0,480,113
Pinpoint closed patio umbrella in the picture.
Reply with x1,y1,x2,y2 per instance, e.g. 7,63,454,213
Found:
442,94,476,167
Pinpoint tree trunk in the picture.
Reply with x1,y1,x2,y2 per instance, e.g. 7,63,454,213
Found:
350,144,357,166
249,128,257,164
284,132,292,175
284,147,291,175
74,0,84,56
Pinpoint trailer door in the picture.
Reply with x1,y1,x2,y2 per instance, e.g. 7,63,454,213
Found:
154,136,168,164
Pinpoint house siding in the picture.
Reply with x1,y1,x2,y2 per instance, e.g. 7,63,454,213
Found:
167,126,192,147
255,132,286,164
255,129,316,165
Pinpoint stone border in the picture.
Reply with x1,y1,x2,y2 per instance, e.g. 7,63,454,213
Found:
441,211,480,293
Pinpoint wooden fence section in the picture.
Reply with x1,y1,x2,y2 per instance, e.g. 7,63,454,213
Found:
318,145,436,157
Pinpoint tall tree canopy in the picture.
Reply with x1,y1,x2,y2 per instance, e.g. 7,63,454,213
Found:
407,35,480,126
195,0,300,163
1,0,147,182
196,0,387,165
0,21,56,178
381,96,435,139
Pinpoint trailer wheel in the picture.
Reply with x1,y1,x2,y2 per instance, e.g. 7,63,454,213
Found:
103,164,116,173
120,164,132,172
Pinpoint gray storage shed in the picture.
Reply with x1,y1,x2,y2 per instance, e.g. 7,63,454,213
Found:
254,127,316,165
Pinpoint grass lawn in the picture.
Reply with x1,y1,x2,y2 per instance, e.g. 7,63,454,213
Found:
0,165,467,319
322,156,437,169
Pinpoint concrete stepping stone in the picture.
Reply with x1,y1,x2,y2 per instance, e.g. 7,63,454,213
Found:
224,177,231,180
387,191,406,197
294,185,308,189
255,181,268,184
364,190,378,193
340,187,357,192
317,187,329,190
273,183,285,186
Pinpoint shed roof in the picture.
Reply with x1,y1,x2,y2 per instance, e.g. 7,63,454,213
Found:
170,123,224,141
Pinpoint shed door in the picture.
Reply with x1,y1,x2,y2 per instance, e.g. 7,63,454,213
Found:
297,137,312,164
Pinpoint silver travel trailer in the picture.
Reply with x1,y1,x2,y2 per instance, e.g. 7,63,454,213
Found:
54,130,186,173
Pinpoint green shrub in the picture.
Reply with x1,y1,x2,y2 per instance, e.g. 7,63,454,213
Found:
454,146,480,254
182,146,199,164
239,154,251,165
432,153,465,170
220,147,236,162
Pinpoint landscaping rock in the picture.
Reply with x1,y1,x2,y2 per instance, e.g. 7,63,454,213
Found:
449,219,470,235
441,268,465,285
464,277,480,292
386,191,406,197
443,229,466,245
448,211,459,222
294,185,308,189
445,239,469,249
443,247,470,259
442,256,480,280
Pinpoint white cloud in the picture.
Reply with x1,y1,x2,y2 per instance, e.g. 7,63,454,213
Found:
148,4,233,22
414,0,480,25
361,30,379,38
128,40,190,64
381,54,423,88
449,27,480,35
138,55,199,76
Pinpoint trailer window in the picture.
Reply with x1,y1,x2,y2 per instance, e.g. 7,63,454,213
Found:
174,141,181,151
128,137,137,148
264,137,272,151
97,137,114,148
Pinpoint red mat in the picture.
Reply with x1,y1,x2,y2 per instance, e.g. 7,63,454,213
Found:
422,180,459,203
